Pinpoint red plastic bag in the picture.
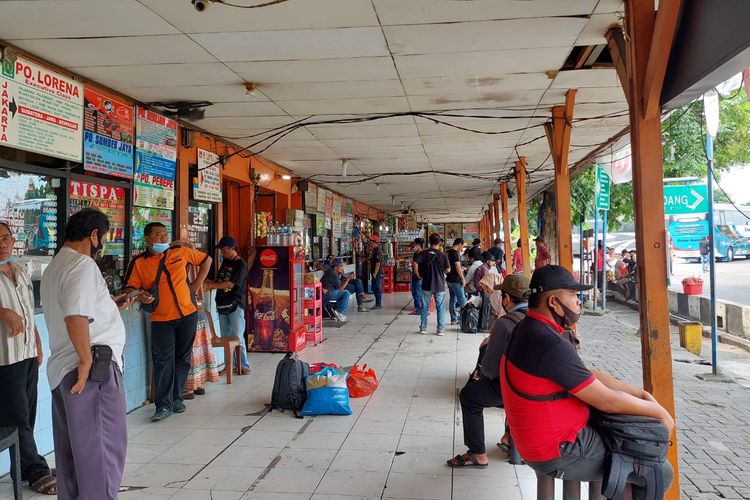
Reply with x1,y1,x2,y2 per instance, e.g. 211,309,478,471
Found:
347,363,379,398
310,362,338,374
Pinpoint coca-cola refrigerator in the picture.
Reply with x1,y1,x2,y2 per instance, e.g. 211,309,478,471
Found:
247,245,306,352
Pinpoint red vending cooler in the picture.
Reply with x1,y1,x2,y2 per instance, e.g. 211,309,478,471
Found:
248,245,306,352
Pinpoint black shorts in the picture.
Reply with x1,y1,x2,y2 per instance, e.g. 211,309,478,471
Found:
526,425,674,486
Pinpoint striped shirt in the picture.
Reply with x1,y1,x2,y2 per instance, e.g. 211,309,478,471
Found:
0,261,37,366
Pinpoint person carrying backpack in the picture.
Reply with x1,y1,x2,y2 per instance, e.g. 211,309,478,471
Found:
500,265,674,493
414,233,451,335
447,274,530,468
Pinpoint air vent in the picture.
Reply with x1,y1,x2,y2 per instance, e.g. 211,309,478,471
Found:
561,44,613,71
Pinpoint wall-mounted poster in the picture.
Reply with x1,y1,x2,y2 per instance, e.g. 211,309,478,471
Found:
463,222,480,243
83,88,134,178
428,224,444,240
304,183,317,213
445,223,463,242
69,180,127,292
0,56,83,161
332,194,341,218
194,148,221,202
134,172,174,209
135,107,177,179
131,207,173,255
324,191,333,219
316,187,326,213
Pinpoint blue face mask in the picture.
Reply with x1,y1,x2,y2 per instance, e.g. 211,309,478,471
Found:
151,242,171,253
0,257,12,266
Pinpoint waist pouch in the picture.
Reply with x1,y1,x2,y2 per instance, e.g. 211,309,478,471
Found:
89,344,113,382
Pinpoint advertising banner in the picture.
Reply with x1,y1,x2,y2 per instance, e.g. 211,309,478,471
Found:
304,183,317,212
248,246,293,352
83,88,134,178
131,207,173,255
316,187,327,213
134,172,174,210
0,56,83,161
194,148,222,202
325,191,333,219
135,106,177,180
332,194,342,218
462,223,480,243
445,223,462,242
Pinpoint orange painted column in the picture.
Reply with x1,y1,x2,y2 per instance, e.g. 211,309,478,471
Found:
500,182,513,272
515,158,531,277
488,202,496,242
493,196,502,245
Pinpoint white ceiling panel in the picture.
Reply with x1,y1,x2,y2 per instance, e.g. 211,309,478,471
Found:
10,35,215,68
73,63,241,89
384,18,587,56
407,89,546,111
321,137,423,149
191,27,389,62
121,85,269,104
260,80,404,101
551,68,620,88
275,97,411,115
540,87,627,106
229,57,399,84
395,48,572,79
201,102,289,118
594,0,625,14
373,0,598,25
196,115,295,130
575,13,622,46
0,0,177,39
309,123,419,140
140,0,378,33
402,73,551,96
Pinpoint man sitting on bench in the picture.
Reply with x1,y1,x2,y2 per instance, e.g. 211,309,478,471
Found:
500,265,674,485
447,274,530,468
321,258,352,321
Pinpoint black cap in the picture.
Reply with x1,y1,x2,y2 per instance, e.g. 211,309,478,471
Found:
217,236,237,249
529,264,593,294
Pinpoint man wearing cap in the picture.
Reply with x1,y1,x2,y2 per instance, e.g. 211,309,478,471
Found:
534,237,551,269
368,235,383,310
203,236,250,374
321,258,353,321
447,274,530,468
500,265,674,483
489,238,505,274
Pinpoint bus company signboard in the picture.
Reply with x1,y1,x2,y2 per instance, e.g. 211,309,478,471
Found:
664,184,708,215
595,166,610,210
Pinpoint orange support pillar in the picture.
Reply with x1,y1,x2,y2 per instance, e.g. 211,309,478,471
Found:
493,195,502,244
545,89,577,271
515,158,531,277
500,182,513,272
488,202,497,242
608,1,683,496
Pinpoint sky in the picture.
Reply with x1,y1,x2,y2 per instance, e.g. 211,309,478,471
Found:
718,165,750,205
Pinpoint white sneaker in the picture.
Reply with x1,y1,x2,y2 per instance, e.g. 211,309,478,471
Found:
419,329,427,334
436,330,445,336
358,305,370,312
334,311,347,322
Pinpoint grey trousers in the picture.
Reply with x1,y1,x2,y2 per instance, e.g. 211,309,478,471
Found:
52,361,127,500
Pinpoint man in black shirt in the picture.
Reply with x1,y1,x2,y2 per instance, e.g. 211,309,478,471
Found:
369,235,384,310
415,233,450,335
204,236,250,373
446,238,468,325
411,238,425,315
321,258,352,321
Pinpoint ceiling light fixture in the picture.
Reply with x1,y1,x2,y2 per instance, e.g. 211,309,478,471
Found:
281,174,291,180
341,159,348,177
244,82,257,96
375,183,380,191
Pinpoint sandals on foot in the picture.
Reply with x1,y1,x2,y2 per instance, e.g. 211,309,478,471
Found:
447,451,488,468
496,442,511,454
31,474,57,495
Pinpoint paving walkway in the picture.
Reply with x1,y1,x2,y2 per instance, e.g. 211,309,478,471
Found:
2,294,749,499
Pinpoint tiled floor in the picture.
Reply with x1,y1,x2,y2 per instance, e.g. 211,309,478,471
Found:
2,293,545,499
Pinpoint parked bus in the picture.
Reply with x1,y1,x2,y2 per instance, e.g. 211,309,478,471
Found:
669,203,750,261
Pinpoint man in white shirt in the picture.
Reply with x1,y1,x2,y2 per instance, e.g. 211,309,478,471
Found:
41,208,133,500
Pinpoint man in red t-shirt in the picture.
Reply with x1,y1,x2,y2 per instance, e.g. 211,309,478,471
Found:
534,237,550,269
500,265,674,483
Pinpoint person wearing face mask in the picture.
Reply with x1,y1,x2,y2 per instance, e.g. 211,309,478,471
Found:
122,222,212,422
0,222,57,495
40,208,135,499
447,274,529,469
500,265,674,486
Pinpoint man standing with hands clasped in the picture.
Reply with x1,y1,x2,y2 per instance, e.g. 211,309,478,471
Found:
41,208,135,500
123,222,212,422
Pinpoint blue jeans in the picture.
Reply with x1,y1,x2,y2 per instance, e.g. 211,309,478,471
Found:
219,308,250,369
345,279,365,305
420,291,446,332
371,274,383,307
447,281,468,322
701,254,710,272
323,289,350,314
411,276,424,312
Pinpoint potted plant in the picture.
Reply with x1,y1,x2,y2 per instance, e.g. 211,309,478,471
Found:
682,276,704,295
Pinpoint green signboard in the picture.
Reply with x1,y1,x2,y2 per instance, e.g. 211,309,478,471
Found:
595,166,610,210
663,184,708,214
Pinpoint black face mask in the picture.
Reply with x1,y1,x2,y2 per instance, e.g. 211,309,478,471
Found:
550,297,581,328
90,235,104,259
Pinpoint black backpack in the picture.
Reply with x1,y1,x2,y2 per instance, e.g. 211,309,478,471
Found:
270,352,309,418
461,304,479,333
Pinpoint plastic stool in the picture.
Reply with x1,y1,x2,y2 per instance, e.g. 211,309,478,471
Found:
0,427,22,500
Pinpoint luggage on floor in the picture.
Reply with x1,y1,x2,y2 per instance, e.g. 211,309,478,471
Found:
479,291,493,332
347,363,379,398
270,352,309,418
302,367,352,416
461,304,479,334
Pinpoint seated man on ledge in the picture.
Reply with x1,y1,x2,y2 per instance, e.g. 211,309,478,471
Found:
447,274,530,468
321,258,352,321
501,265,674,486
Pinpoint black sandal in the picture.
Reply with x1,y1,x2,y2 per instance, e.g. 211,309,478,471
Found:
447,451,489,468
